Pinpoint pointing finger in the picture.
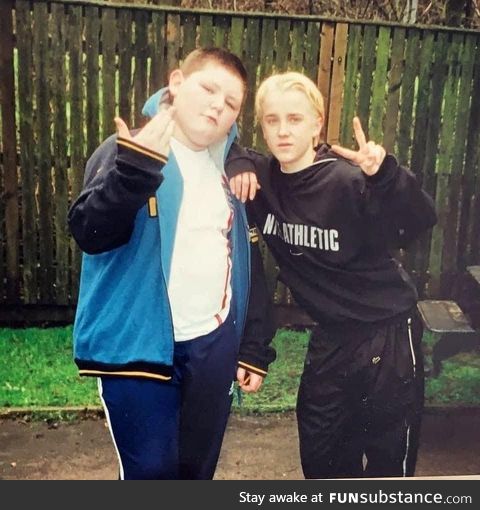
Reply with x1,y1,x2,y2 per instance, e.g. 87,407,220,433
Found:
353,116,367,149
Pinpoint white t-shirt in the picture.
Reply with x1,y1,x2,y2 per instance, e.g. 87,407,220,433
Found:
167,138,233,341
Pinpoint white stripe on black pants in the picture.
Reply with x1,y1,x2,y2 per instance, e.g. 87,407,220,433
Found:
296,310,424,479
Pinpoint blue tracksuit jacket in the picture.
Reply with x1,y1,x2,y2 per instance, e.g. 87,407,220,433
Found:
68,112,275,380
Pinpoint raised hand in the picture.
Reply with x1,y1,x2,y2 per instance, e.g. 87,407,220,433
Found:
114,107,176,158
330,116,386,176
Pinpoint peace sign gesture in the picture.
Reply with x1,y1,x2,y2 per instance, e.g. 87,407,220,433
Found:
331,117,386,176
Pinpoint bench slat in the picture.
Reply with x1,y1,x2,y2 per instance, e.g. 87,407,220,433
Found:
467,266,480,287
417,300,475,333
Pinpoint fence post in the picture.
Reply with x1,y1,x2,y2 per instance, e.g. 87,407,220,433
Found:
0,0,19,303
326,23,348,145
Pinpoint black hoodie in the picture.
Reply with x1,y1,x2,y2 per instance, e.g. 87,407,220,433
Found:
228,144,437,330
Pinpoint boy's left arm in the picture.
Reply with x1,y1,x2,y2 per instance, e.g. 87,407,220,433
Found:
237,206,277,393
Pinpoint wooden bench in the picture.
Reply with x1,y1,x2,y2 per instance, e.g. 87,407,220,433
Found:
417,294,479,376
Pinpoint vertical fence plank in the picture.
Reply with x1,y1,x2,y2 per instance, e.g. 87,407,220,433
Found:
166,12,180,72
118,9,134,124
85,6,100,158
304,21,320,83
68,3,84,302
397,29,420,166
0,0,19,302
101,7,117,139
255,18,275,153
51,3,69,305
199,14,213,47
357,25,376,131
259,18,275,78
429,176,449,297
436,36,461,175
242,17,260,148
33,1,55,303
326,23,348,145
383,27,405,153
16,0,37,303
317,22,334,141
423,33,450,196
134,10,150,126
369,26,390,142
181,13,197,59
229,16,244,58
340,23,360,146
290,20,305,71
410,32,435,180
274,19,290,73
229,16,247,139
214,14,229,49
150,11,166,91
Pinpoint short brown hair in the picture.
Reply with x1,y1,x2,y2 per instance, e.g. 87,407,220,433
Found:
181,47,248,92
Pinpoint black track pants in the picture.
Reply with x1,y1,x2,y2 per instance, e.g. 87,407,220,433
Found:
296,311,424,479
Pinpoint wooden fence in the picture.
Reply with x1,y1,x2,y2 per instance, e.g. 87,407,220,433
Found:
1,0,480,323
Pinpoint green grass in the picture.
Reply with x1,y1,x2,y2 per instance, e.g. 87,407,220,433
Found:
425,354,480,406
1,326,480,412
233,329,309,413
0,326,98,407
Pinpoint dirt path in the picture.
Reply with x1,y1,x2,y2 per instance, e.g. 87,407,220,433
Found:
1,409,479,480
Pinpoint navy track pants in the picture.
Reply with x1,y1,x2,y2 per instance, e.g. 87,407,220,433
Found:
98,315,238,480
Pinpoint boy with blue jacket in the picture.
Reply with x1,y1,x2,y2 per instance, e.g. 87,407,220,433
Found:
68,48,275,480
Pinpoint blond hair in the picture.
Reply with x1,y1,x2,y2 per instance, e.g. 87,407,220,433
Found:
255,71,325,123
